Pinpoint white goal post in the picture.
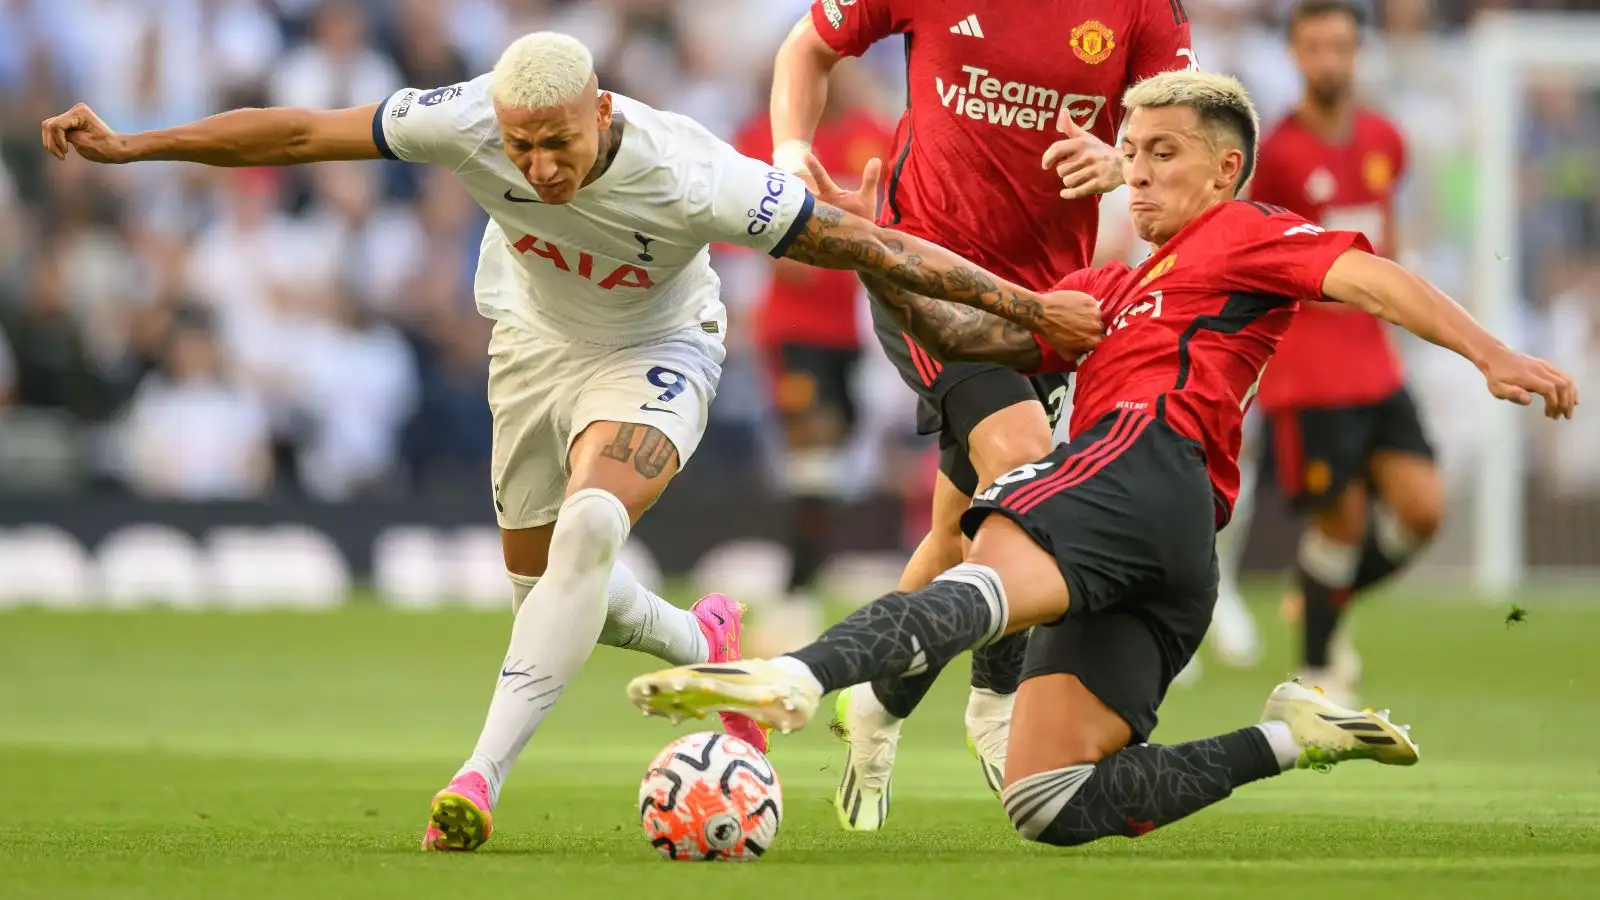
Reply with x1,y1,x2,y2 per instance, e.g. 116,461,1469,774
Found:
1471,12,1600,597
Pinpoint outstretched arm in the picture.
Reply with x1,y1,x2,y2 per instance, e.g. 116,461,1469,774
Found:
42,102,382,167
780,202,1102,356
1321,249,1577,418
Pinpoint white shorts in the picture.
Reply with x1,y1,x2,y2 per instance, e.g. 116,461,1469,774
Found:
487,319,725,530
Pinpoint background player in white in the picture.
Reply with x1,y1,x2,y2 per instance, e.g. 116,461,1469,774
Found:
40,31,1104,853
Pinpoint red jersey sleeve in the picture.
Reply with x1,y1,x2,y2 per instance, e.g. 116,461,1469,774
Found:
810,0,909,58
1029,263,1128,375
1221,204,1373,301
1126,0,1196,84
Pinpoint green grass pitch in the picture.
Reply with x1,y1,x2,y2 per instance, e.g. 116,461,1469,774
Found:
2,589,1598,899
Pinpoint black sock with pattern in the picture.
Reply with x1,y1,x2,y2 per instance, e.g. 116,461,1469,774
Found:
1002,727,1282,847
787,563,1008,695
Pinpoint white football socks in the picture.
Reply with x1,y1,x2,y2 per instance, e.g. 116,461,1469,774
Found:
509,573,538,614
597,559,708,665
1255,720,1302,772
1299,527,1361,589
771,655,825,697
512,563,707,666
460,488,631,805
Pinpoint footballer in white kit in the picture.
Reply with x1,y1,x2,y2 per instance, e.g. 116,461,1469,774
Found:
40,30,1105,854
373,73,810,533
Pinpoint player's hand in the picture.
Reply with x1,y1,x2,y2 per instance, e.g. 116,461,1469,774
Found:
41,103,131,163
803,152,881,221
1479,346,1578,419
1034,289,1104,356
1041,109,1122,200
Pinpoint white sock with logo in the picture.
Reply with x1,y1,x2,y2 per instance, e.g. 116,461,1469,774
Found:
517,565,707,666
597,560,708,665
458,489,630,805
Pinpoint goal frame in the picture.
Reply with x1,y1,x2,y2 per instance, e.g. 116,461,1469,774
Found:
1471,12,1600,597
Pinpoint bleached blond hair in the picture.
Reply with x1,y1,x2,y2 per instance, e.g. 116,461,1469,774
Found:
491,32,596,110
1123,72,1261,192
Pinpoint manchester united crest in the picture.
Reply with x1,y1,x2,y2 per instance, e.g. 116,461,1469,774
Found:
1070,20,1116,65
1363,152,1394,193
1139,254,1178,286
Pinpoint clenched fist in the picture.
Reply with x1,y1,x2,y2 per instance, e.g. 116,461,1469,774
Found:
41,103,132,164
1033,289,1105,357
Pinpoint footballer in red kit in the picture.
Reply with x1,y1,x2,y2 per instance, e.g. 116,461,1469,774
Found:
770,0,1197,827
1025,200,1371,528
1251,109,1407,414
629,70,1574,850
731,88,895,647
1248,0,1444,707
810,0,1196,289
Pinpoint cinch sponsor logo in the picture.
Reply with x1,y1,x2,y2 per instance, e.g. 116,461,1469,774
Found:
936,65,1106,132
746,171,787,236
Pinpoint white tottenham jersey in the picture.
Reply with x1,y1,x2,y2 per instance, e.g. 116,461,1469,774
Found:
373,76,815,344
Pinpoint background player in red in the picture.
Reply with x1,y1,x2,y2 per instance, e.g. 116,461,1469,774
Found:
730,68,895,655
629,70,1576,849
1249,0,1440,707
770,0,1197,828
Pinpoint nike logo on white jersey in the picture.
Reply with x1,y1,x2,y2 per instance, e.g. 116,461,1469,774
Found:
949,14,984,37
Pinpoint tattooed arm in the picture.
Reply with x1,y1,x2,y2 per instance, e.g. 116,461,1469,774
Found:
780,202,1102,355
863,274,1044,369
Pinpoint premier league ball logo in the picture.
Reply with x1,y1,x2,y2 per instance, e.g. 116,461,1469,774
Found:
419,85,465,106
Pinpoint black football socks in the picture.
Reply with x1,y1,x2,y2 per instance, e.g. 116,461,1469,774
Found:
870,627,1027,719
1350,502,1430,594
1296,527,1359,669
1002,726,1285,846
785,494,832,595
787,563,1008,695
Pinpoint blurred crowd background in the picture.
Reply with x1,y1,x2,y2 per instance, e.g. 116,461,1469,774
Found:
1,0,1598,559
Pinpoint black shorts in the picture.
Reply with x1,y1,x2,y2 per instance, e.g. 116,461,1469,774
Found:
1267,386,1435,511
868,286,1071,497
770,343,861,432
959,410,1219,743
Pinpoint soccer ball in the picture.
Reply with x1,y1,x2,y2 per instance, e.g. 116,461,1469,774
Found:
638,731,782,861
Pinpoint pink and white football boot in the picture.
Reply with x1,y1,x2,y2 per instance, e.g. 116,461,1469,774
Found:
690,593,771,753
420,771,493,852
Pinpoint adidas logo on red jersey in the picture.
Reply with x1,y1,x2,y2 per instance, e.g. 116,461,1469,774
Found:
949,14,984,37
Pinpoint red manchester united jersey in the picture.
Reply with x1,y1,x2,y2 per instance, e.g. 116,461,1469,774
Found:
811,0,1194,288
735,108,895,349
1249,109,1407,411
1033,201,1372,523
